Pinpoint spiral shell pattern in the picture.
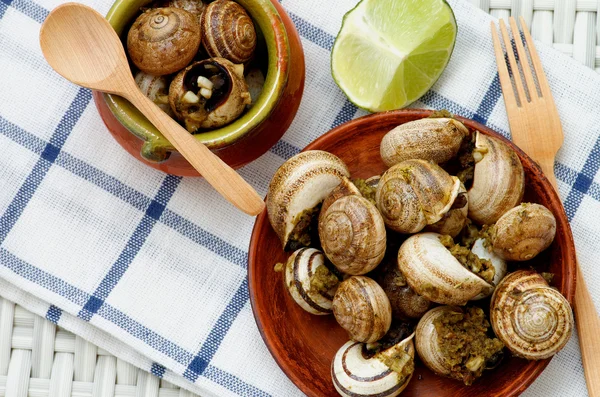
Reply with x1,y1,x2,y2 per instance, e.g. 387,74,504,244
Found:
492,203,557,261
380,118,468,167
332,335,415,397
127,8,200,75
319,176,361,220
376,160,461,234
490,270,574,360
468,132,525,225
283,248,338,315
333,276,392,343
267,150,350,249
319,195,386,275
397,233,494,305
202,0,257,64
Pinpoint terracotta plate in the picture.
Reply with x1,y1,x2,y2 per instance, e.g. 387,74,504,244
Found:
248,109,576,397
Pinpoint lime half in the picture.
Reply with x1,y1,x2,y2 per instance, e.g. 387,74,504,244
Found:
331,0,457,112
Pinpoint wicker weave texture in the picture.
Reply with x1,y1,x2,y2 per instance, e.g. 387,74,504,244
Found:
0,298,200,397
471,0,600,71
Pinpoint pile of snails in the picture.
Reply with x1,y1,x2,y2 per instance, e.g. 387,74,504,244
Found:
126,0,263,133
267,115,574,396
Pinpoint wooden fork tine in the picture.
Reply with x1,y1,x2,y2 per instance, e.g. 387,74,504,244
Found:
499,19,528,104
519,16,552,99
491,22,518,109
509,17,537,99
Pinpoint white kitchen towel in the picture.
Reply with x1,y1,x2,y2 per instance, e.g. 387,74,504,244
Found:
0,0,597,395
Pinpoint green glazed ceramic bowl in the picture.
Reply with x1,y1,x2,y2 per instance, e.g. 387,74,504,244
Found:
103,0,290,162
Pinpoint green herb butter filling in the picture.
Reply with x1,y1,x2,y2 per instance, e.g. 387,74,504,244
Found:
440,235,495,284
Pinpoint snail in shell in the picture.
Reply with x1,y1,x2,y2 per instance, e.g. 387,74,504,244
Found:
127,7,201,75
319,195,387,275
267,150,350,250
397,233,494,305
332,329,415,397
375,159,461,234
490,270,574,360
380,118,468,167
281,248,340,315
490,203,557,261
416,306,504,385
425,182,468,237
168,58,251,132
332,276,392,343
134,71,173,116
201,0,257,64
319,176,361,218
468,132,525,225
470,238,507,300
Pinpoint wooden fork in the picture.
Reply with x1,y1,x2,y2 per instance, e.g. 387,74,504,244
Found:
492,16,600,396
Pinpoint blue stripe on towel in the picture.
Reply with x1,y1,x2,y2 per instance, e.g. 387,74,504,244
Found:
10,0,47,23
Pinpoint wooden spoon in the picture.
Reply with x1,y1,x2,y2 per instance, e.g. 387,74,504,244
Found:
39,3,265,216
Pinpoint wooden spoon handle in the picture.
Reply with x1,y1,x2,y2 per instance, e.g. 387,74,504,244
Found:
541,160,600,396
124,86,265,216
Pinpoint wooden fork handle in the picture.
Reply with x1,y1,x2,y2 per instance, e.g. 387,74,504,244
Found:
124,87,265,216
540,160,600,396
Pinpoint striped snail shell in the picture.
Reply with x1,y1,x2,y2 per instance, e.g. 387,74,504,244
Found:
491,203,557,261
332,276,392,343
380,118,468,167
319,195,386,275
267,150,350,249
425,182,468,237
490,270,574,360
468,132,525,225
283,248,339,315
397,233,494,305
201,0,257,64
376,160,461,234
332,334,415,397
127,7,200,75
470,238,507,300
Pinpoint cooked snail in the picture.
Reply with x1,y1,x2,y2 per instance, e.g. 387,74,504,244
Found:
319,195,386,275
134,71,173,116
425,182,468,237
159,0,206,22
380,118,468,167
416,306,504,385
282,248,339,315
376,160,461,233
168,58,251,132
319,176,361,218
490,270,574,360
468,132,525,225
127,7,201,75
397,233,494,305
201,0,257,64
332,332,415,397
470,238,507,300
267,150,350,250
333,276,392,343
491,203,556,261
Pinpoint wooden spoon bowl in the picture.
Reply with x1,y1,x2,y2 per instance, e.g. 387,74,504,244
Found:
248,109,577,397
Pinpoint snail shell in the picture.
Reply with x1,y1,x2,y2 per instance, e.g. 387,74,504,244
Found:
169,58,250,132
490,270,574,360
283,248,339,315
332,334,415,397
468,132,525,225
332,276,392,343
425,182,468,237
377,262,432,320
380,118,468,167
267,151,350,249
127,8,201,75
201,0,257,64
319,195,387,275
161,0,205,22
319,176,361,219
376,159,461,234
397,233,494,305
470,238,507,300
415,306,460,378
491,203,557,261
134,71,174,117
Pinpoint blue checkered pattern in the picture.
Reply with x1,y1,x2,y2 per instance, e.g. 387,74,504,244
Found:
0,0,597,395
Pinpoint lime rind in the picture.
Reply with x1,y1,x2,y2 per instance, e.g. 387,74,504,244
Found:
331,0,457,112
